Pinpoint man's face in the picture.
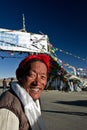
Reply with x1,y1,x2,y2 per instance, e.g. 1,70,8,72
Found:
22,61,48,100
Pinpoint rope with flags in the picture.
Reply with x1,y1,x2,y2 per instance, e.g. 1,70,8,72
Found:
48,43,87,62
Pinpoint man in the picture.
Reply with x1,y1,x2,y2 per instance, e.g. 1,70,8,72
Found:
0,53,51,130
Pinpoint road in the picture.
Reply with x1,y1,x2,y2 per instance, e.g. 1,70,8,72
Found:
40,90,87,130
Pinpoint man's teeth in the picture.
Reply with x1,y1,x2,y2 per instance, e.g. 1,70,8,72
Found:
31,88,39,92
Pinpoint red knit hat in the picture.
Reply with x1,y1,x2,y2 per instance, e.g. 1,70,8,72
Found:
16,53,50,79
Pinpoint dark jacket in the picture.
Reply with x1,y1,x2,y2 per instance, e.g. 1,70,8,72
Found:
0,89,32,130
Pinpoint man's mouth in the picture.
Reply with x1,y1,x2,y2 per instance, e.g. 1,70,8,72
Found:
30,87,40,92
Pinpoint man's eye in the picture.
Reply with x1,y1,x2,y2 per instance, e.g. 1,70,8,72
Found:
41,75,47,79
28,72,36,77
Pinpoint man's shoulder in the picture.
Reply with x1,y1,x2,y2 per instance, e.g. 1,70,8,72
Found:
0,90,22,109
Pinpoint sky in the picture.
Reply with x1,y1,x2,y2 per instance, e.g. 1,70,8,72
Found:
0,0,87,78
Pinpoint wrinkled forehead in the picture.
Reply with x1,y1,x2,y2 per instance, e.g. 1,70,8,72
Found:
30,61,48,74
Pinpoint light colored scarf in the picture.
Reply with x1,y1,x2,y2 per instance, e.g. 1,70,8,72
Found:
11,82,46,130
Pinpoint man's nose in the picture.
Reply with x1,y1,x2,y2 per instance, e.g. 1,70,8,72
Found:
34,74,41,83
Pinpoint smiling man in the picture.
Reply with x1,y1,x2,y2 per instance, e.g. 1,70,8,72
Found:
0,53,51,130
